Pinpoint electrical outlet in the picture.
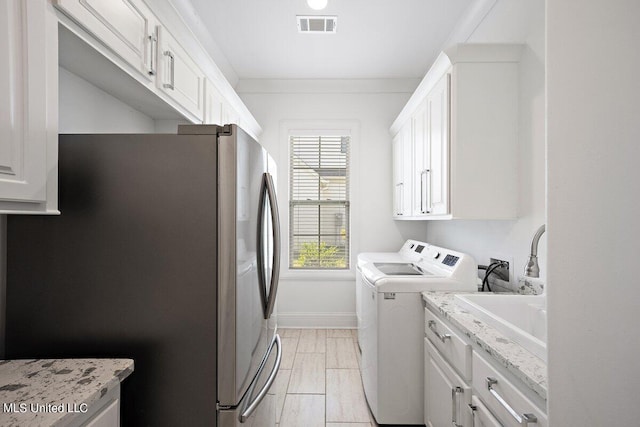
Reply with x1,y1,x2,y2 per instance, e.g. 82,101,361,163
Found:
489,257,511,283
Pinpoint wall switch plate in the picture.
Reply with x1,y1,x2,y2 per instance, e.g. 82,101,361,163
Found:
489,256,513,283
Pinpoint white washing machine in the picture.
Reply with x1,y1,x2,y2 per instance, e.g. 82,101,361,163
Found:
356,239,477,425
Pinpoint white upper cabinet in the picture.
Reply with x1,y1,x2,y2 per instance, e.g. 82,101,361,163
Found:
392,122,412,217
0,0,57,213
222,100,240,127
0,0,262,213
53,0,262,132
204,78,224,125
204,80,241,127
54,0,158,80
426,73,450,216
157,26,205,121
390,43,522,220
411,100,428,216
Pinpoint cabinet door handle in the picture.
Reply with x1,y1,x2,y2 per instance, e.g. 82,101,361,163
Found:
420,169,431,214
486,377,538,425
468,404,477,427
451,386,464,427
147,30,157,76
428,320,451,343
420,170,425,213
163,50,175,89
396,182,404,215
425,168,431,213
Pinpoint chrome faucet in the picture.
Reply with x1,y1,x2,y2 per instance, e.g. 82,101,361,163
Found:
524,224,546,278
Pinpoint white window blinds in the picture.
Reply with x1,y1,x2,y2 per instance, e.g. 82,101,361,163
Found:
289,135,350,269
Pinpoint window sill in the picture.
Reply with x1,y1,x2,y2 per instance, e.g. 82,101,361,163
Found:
280,270,356,281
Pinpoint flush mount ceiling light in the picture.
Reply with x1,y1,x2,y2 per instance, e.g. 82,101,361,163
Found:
307,0,328,11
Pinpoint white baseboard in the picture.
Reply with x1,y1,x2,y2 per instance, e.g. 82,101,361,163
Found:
277,312,356,328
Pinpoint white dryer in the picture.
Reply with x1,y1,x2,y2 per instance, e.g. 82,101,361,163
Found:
356,239,476,425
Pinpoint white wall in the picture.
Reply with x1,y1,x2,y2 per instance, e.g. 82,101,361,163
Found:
237,79,427,327
59,67,156,134
424,1,546,285
59,67,190,134
546,1,640,425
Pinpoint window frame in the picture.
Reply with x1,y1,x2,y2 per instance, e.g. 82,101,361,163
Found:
289,134,351,271
280,120,360,280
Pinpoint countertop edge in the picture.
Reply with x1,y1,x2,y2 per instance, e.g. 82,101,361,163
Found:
53,360,134,427
0,358,134,427
422,292,548,400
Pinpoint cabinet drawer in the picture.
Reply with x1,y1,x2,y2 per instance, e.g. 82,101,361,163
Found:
472,351,547,427
82,398,119,427
468,396,501,427
424,308,471,380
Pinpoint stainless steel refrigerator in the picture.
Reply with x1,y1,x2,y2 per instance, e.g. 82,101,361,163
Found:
5,124,282,426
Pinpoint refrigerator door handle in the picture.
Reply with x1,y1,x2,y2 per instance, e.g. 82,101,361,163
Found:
257,172,281,320
257,174,268,317
240,334,282,422
263,172,281,320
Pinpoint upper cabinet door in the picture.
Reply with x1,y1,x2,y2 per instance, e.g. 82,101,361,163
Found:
426,73,450,216
222,99,240,126
391,123,412,217
392,132,403,217
0,0,51,206
411,100,428,216
204,79,223,125
157,26,205,122
54,0,158,79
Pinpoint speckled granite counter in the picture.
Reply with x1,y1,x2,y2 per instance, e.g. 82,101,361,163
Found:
422,292,547,400
0,359,134,427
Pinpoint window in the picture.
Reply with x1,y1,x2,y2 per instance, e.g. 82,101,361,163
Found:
289,135,350,269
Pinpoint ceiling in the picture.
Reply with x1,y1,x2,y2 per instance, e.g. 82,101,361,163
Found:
186,0,473,80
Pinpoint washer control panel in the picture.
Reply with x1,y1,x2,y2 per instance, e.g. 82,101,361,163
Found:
401,239,471,273
441,254,459,267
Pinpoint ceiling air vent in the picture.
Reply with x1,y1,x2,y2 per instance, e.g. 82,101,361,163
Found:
297,16,337,34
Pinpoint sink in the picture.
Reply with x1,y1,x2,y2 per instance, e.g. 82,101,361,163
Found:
454,294,547,362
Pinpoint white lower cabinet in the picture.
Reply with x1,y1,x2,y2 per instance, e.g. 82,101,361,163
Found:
82,398,119,427
68,385,122,427
424,305,547,427
424,338,471,427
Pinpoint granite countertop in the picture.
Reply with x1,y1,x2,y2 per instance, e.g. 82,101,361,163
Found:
0,358,134,427
422,292,547,400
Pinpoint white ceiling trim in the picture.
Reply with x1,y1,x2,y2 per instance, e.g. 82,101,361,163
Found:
235,78,421,94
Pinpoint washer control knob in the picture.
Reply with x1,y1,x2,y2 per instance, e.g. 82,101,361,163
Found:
433,252,440,259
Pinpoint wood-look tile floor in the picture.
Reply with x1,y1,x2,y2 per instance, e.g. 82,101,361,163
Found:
276,328,378,427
